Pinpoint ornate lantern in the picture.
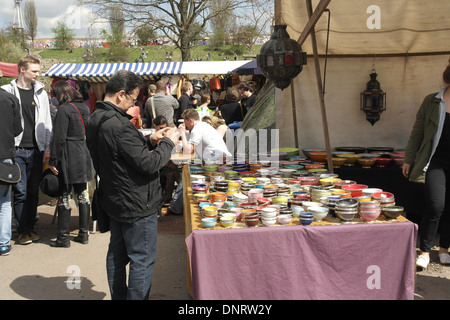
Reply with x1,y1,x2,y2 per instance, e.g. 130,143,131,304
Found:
257,25,307,90
360,70,386,125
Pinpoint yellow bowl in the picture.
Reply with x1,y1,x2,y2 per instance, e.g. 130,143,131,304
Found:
320,178,342,185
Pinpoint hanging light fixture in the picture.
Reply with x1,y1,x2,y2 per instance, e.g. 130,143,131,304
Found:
257,25,307,90
360,68,386,126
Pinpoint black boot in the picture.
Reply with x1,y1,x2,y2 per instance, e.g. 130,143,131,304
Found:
74,203,90,244
51,206,71,248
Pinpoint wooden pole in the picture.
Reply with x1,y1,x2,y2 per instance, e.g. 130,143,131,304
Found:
306,0,334,172
290,83,299,149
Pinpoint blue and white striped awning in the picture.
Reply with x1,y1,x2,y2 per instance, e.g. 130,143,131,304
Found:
45,62,183,82
44,60,258,82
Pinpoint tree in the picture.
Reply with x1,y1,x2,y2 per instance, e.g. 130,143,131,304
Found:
24,0,38,46
76,0,249,61
0,30,26,64
102,6,128,62
51,21,75,50
135,25,157,46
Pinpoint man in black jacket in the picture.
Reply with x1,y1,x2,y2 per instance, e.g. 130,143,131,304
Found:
86,70,178,300
0,71,23,256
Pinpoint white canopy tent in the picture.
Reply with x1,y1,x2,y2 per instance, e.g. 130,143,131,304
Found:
274,0,450,158
45,60,259,82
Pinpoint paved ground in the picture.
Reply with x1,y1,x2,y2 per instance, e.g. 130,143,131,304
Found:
0,201,191,300
2,200,450,300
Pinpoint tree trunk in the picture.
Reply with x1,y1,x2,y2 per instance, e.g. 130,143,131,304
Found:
179,32,191,61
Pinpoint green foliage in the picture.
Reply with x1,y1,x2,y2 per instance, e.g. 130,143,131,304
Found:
51,22,76,50
0,30,27,63
37,44,262,64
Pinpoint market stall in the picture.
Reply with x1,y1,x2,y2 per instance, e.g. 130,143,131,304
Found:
181,149,418,300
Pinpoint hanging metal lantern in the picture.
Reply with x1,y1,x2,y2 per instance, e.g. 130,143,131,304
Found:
257,25,307,90
360,71,386,126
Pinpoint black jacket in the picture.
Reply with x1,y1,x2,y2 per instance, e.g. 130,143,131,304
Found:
220,101,245,125
49,99,92,185
0,89,22,159
86,101,175,220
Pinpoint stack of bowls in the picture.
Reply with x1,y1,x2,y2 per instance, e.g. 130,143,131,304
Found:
192,183,208,194
224,170,239,180
229,207,244,221
220,214,236,228
310,185,333,202
214,181,228,193
291,205,304,218
335,199,359,223
297,176,319,186
202,206,218,219
263,185,278,199
261,207,278,227
322,195,342,217
240,181,256,195
256,177,271,188
190,174,206,184
372,191,395,206
248,188,264,203
232,193,248,208
381,205,404,221
300,212,314,225
193,193,209,204
359,200,381,222
199,202,213,215
204,165,218,174
243,209,259,227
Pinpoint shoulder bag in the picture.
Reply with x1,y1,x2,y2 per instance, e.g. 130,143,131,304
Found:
90,112,115,233
0,161,21,184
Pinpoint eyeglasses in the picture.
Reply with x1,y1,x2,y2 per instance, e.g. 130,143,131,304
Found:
125,94,138,104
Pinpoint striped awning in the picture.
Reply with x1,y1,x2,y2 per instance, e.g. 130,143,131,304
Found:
45,62,183,82
44,60,257,83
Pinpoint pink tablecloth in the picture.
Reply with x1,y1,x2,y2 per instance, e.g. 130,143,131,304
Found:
185,221,418,300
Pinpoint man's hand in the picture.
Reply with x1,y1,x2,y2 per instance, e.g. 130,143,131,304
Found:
164,127,181,145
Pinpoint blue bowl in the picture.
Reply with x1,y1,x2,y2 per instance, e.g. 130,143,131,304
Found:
202,218,217,228
300,213,314,225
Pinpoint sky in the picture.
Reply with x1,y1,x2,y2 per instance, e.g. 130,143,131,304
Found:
0,0,107,39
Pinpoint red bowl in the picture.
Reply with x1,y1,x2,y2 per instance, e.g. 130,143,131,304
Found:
372,191,395,200
374,157,392,167
342,184,368,198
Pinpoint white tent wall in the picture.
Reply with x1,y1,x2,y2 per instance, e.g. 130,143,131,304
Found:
274,0,450,152
277,54,450,150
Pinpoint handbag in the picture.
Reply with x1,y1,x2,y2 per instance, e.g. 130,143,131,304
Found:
0,161,21,184
90,112,115,233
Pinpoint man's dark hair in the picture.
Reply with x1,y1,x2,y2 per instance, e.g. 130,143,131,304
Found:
106,70,143,95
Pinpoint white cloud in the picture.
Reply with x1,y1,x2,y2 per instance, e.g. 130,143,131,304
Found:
0,0,108,39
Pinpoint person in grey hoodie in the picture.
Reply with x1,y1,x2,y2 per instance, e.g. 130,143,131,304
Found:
1,56,53,245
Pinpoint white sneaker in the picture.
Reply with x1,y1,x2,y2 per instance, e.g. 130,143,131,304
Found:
438,253,450,265
416,255,430,269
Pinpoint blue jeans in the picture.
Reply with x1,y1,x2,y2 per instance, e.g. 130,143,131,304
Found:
13,148,43,234
0,159,13,247
107,213,158,300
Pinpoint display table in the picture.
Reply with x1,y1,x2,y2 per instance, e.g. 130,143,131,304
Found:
182,166,418,300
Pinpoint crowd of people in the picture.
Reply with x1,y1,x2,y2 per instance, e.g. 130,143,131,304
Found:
0,55,259,299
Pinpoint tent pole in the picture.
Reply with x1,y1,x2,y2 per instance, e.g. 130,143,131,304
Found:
290,83,299,149
306,0,333,173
